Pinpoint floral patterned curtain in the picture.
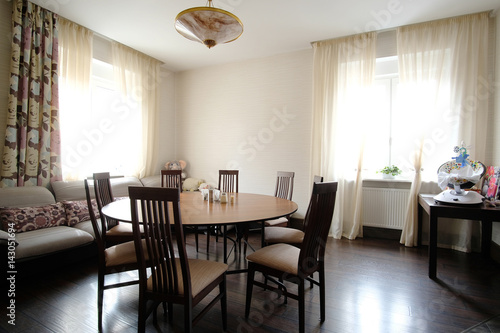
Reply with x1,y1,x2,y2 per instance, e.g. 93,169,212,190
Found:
1,0,62,187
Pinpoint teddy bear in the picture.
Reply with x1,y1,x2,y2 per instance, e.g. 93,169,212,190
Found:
165,160,187,179
182,177,205,192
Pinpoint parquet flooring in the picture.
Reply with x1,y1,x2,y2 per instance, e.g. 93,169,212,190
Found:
2,231,500,333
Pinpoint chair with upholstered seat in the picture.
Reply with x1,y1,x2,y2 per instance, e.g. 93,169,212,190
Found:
264,175,323,246
93,172,136,244
129,186,228,333
160,169,182,190
263,171,295,228
84,179,141,332
216,170,241,260
245,181,338,333
218,169,239,193
160,169,202,251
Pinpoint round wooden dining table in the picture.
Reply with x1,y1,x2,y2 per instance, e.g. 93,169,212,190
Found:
101,191,298,225
101,191,298,271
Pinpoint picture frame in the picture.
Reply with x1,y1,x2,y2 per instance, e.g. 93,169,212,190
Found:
482,166,500,200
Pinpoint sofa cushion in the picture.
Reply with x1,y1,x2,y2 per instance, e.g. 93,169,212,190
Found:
13,226,94,259
73,220,96,238
140,175,161,187
62,200,99,226
0,203,67,233
51,180,88,202
52,176,143,202
110,177,143,197
0,186,55,208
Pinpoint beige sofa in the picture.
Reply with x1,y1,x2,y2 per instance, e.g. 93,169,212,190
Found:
0,175,160,275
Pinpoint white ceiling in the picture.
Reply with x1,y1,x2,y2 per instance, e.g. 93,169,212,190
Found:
30,0,499,72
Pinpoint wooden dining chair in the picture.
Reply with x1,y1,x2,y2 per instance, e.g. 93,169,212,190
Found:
160,169,182,190
129,186,228,333
84,179,141,332
218,169,239,193
263,171,295,226
264,175,323,246
93,172,135,244
245,181,338,333
216,170,240,261
160,169,202,251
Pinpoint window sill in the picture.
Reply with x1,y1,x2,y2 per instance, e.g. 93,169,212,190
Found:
362,178,412,189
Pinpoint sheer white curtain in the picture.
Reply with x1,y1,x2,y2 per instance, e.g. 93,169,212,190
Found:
311,33,377,239
111,43,161,178
58,18,93,180
398,13,490,251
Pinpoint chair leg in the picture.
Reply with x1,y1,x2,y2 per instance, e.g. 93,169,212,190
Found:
168,303,173,322
138,292,146,333
206,227,210,253
194,226,199,252
184,302,193,333
245,264,256,318
298,278,305,333
220,277,227,331
97,272,104,332
319,265,326,322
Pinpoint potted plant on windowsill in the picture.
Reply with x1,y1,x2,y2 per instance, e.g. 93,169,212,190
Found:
377,165,402,179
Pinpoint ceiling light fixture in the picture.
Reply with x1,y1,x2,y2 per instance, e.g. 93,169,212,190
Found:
174,0,244,49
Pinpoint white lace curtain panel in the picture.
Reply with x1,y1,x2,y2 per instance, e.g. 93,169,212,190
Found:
311,12,491,252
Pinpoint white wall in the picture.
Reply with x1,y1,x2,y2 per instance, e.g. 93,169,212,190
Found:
175,50,314,217
156,66,177,174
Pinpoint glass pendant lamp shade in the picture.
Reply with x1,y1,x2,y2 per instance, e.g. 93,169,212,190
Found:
175,0,243,49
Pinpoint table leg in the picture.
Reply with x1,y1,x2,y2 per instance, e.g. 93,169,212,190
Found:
482,220,493,257
261,221,265,248
223,225,228,264
428,213,438,279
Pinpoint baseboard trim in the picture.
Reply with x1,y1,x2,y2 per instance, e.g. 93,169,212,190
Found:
363,226,402,241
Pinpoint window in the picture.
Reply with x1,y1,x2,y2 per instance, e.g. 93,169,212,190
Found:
60,59,142,179
364,53,458,181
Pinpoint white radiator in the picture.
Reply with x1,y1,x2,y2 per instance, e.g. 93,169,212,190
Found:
361,187,410,230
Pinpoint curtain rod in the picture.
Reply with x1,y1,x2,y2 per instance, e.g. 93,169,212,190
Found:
310,10,494,47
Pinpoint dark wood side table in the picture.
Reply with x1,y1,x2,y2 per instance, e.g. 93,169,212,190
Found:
418,194,500,279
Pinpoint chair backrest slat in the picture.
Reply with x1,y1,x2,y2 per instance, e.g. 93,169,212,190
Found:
274,171,294,200
92,172,120,230
298,182,338,277
129,186,191,299
84,179,106,254
161,170,182,192
218,170,239,193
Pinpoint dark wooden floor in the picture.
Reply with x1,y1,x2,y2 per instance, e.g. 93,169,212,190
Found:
2,231,500,333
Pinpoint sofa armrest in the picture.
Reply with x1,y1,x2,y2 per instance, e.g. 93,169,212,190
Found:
0,229,17,247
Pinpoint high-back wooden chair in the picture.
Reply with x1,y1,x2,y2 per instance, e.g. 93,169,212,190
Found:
84,179,140,332
264,171,295,227
93,172,135,244
129,186,228,333
214,170,240,260
218,169,239,193
160,169,182,191
160,169,203,251
264,175,323,246
245,181,338,333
